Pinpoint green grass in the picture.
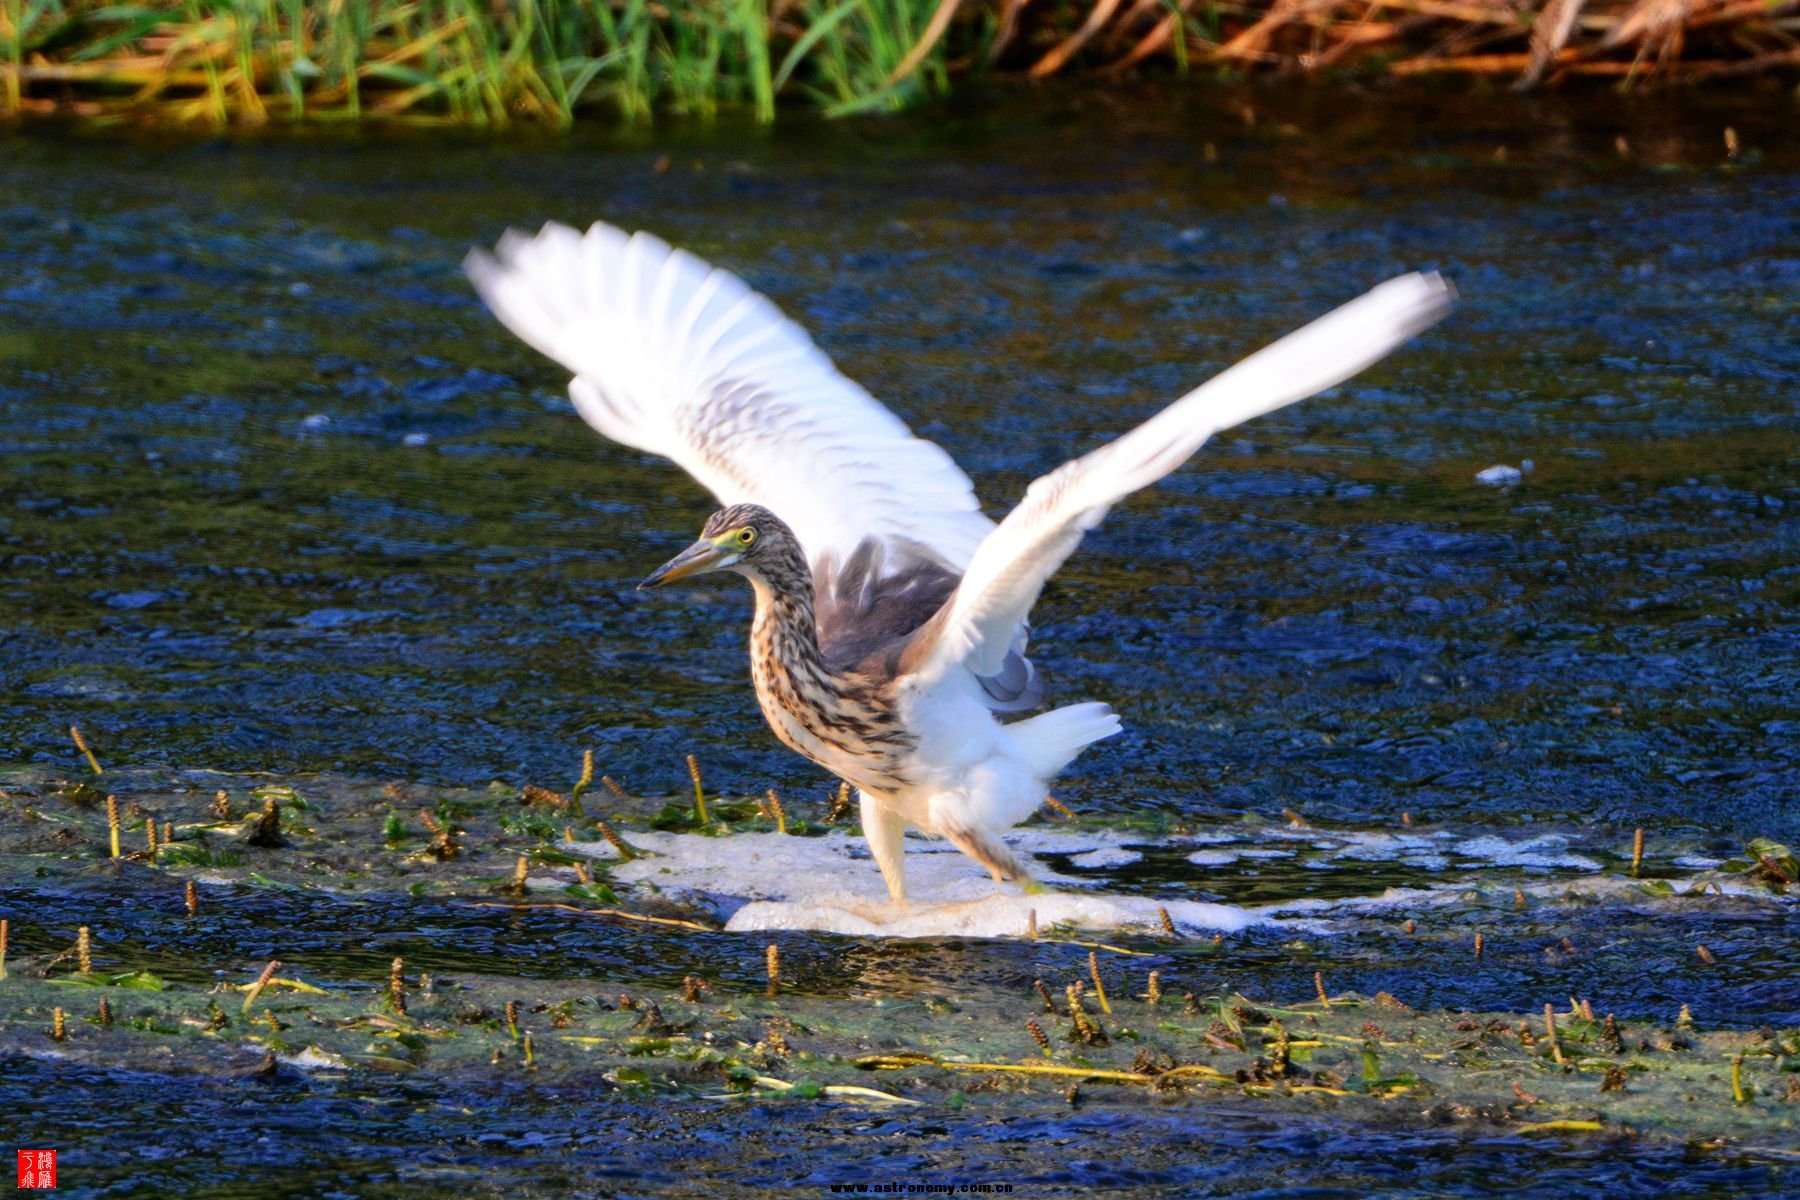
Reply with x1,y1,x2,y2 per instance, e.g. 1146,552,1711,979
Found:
0,0,976,126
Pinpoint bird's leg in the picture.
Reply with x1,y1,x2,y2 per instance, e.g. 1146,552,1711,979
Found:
937,819,1040,893
859,790,909,902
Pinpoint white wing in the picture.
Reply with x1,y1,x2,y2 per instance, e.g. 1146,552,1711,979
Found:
464,221,993,571
909,271,1457,686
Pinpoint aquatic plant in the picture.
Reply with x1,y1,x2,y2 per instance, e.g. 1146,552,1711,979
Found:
0,1,1792,128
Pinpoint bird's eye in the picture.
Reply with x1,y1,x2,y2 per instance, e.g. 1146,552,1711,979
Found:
737,527,757,547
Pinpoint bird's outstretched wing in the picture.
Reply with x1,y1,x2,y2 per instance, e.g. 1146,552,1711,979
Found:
905,272,1457,688
464,221,994,572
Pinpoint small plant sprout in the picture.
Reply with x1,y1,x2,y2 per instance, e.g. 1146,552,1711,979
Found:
505,1000,520,1039
243,960,282,1013
1088,951,1111,1015
77,926,93,975
826,780,850,823
1065,984,1104,1044
1146,971,1162,1006
0,918,8,980
685,754,709,825
765,789,787,834
1027,1018,1052,1057
595,820,636,861
1158,907,1176,936
70,725,103,775
106,794,121,859
569,748,594,818
1632,827,1645,876
247,798,284,848
52,1007,67,1042
1315,971,1331,1010
388,957,407,1015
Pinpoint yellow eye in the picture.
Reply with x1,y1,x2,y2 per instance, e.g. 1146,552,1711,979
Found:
737,527,757,547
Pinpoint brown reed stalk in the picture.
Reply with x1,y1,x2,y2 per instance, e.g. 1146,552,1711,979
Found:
569,748,594,818
685,754,709,824
243,959,281,1013
1088,951,1112,1014
70,725,103,774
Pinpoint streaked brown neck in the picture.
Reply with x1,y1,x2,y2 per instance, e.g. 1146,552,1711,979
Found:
747,543,830,687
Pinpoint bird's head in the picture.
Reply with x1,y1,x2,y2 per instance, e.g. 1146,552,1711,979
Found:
639,503,798,589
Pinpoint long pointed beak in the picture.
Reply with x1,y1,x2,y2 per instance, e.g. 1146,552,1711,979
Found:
639,538,735,589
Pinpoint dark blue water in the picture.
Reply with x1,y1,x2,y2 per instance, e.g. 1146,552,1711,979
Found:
3,99,1796,845
2,89,1798,1195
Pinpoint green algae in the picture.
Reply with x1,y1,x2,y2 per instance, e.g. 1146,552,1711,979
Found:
1,763,1795,1159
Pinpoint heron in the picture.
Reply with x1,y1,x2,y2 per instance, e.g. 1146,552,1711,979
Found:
466,222,1453,903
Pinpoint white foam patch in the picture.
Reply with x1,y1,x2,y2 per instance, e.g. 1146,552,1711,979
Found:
1446,834,1601,871
279,1047,350,1071
571,829,1257,938
1067,847,1143,869
730,894,1256,938
563,823,1670,939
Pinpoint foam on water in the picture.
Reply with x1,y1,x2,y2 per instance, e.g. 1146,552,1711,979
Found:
566,823,1635,938
574,829,1259,937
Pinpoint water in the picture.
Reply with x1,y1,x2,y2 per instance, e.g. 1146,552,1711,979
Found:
2,88,1797,1195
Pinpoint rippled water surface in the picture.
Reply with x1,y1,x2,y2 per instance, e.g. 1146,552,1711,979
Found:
2,89,1797,1196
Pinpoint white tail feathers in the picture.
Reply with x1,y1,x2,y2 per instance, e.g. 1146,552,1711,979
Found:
1008,701,1123,780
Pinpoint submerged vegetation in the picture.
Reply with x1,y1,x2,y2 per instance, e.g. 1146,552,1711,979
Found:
3,734,1798,1174
1,0,1797,128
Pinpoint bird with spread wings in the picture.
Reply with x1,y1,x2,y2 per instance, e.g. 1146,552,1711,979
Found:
467,223,1454,903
